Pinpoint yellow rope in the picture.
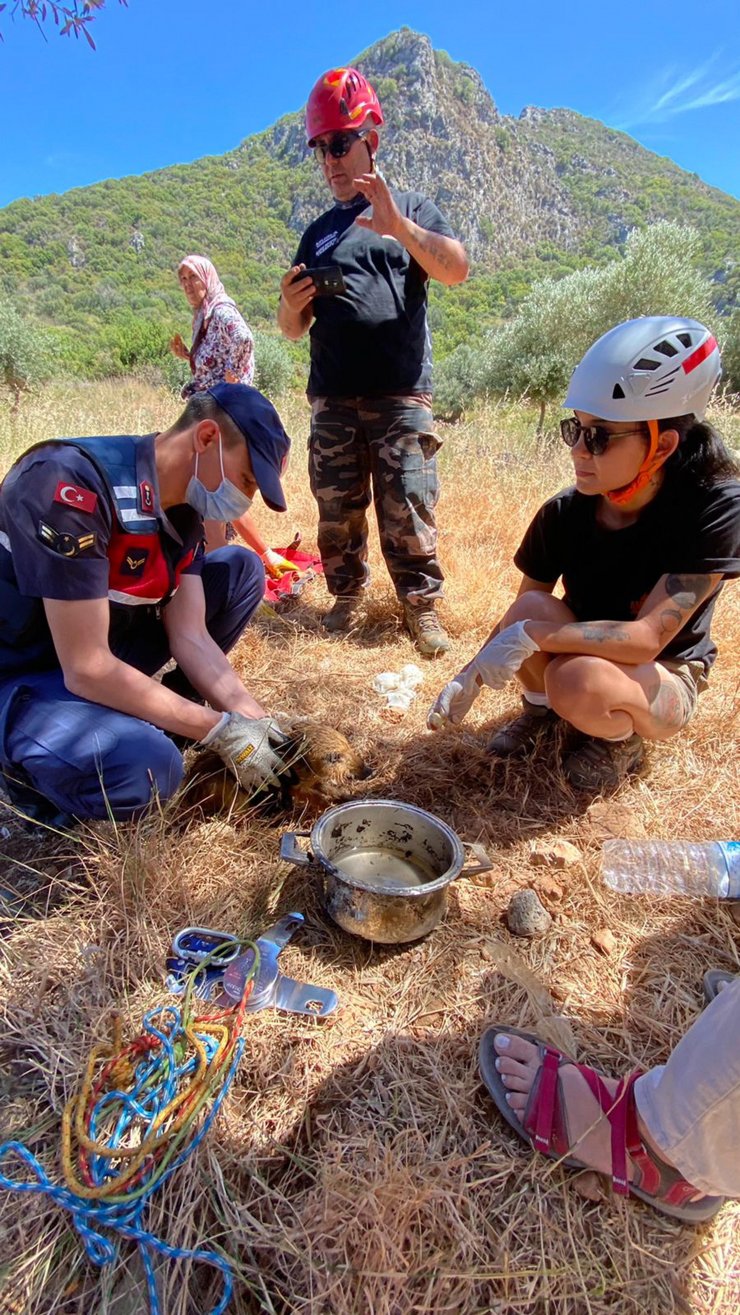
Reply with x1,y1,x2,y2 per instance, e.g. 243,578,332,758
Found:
61,1012,235,1200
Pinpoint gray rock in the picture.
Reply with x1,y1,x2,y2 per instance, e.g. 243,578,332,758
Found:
67,236,85,268
506,888,552,938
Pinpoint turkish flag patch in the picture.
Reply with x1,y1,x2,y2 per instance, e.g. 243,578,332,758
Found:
53,481,98,514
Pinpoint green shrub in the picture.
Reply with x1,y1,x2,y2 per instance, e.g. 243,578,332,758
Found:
493,126,510,153
254,331,294,400
0,302,60,403
434,343,488,419
453,74,476,107
128,353,190,396
103,316,175,373
375,77,399,102
434,48,455,70
720,308,740,394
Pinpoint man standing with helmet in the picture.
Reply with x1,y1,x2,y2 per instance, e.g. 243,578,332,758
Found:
278,67,469,656
428,317,740,791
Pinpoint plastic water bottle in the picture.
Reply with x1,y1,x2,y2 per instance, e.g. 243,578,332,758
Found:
602,840,740,898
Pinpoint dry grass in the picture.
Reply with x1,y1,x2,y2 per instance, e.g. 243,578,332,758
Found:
0,381,739,1315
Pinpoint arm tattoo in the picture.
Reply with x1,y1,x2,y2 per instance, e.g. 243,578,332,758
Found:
410,229,454,271
665,574,715,610
579,622,630,644
658,607,684,641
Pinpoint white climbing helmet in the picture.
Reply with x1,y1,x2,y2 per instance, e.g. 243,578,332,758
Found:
564,316,722,423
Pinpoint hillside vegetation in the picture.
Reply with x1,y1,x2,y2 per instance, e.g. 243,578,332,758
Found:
1,28,738,379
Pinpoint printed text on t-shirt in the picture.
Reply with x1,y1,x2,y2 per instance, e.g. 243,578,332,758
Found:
315,232,340,258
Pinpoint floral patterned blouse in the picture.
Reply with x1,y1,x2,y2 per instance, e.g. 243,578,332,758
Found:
181,303,255,397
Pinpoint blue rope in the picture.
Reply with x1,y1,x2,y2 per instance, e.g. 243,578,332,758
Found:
0,1006,245,1315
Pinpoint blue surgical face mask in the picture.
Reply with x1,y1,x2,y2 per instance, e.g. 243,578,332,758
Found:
185,435,253,521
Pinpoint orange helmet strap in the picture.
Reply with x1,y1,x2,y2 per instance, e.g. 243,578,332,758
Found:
606,419,664,505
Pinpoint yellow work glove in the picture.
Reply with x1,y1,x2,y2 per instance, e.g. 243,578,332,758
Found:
262,548,298,579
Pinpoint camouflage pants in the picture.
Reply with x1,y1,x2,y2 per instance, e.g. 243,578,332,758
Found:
308,395,444,604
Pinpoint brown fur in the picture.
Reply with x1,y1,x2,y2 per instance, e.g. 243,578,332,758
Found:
181,718,369,820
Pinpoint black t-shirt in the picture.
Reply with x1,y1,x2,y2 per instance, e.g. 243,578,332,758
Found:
514,481,740,672
293,189,456,398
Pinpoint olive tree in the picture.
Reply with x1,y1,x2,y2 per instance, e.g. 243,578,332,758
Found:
443,222,717,429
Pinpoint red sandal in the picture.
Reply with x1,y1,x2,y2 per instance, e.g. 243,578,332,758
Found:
479,1025,724,1223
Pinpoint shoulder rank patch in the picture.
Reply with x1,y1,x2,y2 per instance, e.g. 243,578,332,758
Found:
120,548,149,576
38,521,97,558
53,481,98,514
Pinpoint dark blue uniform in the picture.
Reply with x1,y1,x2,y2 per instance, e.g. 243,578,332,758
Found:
0,434,264,824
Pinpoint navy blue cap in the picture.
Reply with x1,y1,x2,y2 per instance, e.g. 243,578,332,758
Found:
208,383,290,512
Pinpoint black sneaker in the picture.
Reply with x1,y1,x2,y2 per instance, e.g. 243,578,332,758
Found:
563,732,645,791
487,700,560,758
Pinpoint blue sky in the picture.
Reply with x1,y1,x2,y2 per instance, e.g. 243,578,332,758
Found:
2,0,740,208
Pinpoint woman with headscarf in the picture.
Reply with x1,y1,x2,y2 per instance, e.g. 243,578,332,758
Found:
170,254,255,395
171,256,293,574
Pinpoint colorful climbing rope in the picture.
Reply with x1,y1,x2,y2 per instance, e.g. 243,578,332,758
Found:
0,939,259,1315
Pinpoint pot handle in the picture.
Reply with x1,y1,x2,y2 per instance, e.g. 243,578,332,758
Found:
456,841,494,879
279,831,314,868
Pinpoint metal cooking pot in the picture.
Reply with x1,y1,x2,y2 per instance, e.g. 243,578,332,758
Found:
279,798,493,944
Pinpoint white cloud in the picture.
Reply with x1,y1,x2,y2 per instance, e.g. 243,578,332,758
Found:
613,53,740,129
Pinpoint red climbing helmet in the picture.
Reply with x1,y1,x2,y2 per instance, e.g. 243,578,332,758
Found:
306,67,384,146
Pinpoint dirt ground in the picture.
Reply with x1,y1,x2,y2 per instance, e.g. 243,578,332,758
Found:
0,383,739,1314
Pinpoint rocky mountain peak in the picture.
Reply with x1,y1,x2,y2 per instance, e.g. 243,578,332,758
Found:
361,28,499,131
256,28,575,260
1,27,737,344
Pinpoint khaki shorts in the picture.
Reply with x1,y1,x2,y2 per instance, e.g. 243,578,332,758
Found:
659,659,709,728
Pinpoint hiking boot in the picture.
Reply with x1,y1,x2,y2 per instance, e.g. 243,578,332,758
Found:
1,769,74,832
487,699,560,759
322,597,361,634
563,732,645,792
402,602,451,658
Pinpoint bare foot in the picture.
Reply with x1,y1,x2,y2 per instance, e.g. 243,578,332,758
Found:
493,1033,705,1198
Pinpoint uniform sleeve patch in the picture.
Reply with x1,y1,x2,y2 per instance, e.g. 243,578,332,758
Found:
37,522,97,558
53,481,98,514
139,481,155,513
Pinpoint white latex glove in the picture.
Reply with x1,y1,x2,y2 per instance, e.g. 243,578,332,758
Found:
200,712,293,792
427,621,540,729
469,620,541,688
427,674,480,729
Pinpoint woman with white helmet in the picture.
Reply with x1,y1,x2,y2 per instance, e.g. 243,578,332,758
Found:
428,316,740,791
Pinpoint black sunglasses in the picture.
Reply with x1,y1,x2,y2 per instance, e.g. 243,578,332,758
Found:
560,417,646,456
312,129,369,162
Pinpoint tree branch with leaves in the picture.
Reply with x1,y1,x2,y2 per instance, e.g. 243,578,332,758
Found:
0,0,127,47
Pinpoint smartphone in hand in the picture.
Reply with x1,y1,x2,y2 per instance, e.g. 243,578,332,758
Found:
296,266,346,296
